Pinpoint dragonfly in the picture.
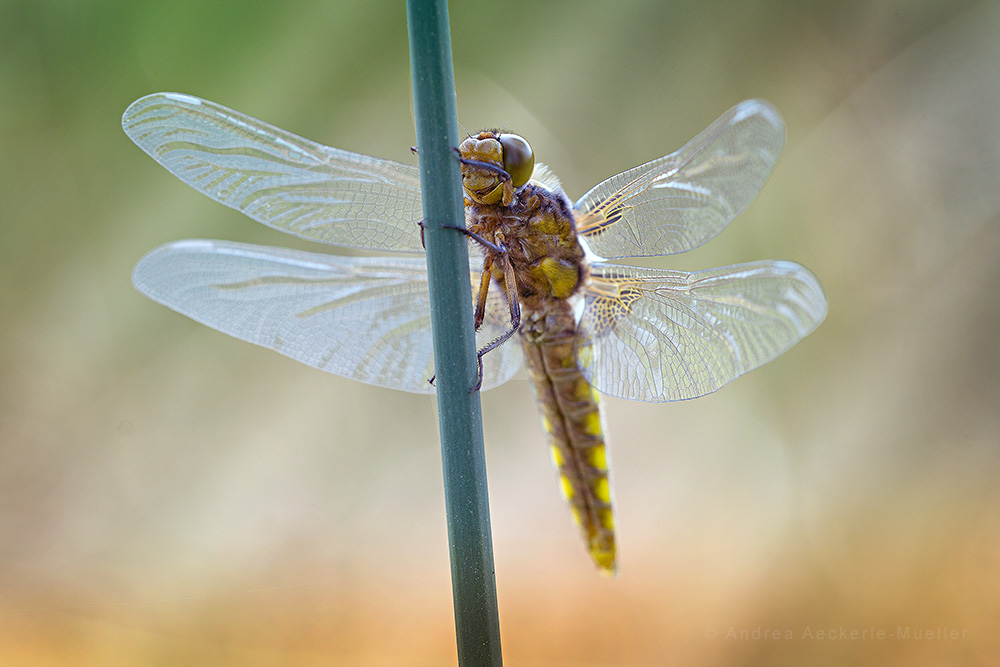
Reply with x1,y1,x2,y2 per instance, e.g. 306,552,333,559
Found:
123,92,827,575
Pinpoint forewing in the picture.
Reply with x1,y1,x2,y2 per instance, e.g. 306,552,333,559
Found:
132,240,521,393
123,93,424,253
577,260,827,402
574,100,785,259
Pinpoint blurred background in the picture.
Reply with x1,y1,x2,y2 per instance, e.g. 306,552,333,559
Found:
2,0,998,664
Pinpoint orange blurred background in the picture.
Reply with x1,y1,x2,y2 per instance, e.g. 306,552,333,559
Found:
1,1,998,664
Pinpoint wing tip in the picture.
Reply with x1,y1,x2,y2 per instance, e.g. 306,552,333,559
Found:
732,99,784,131
132,239,217,295
122,92,203,140
729,99,786,158
775,259,830,327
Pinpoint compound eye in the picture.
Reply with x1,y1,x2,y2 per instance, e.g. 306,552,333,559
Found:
499,134,534,188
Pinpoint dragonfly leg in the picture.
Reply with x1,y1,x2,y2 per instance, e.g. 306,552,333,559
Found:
473,253,494,330
471,322,517,392
426,317,517,394
425,227,521,393
452,147,512,185
469,252,521,392
421,214,498,252
442,224,506,255
425,244,494,388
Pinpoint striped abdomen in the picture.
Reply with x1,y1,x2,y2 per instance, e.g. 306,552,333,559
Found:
520,302,616,575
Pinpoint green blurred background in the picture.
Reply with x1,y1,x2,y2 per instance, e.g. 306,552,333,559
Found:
2,0,998,664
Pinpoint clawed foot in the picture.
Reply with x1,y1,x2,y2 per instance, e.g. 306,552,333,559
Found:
426,367,482,394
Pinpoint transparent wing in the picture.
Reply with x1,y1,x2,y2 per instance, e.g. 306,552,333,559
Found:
123,93,425,253
573,100,785,260
132,240,522,393
577,260,827,402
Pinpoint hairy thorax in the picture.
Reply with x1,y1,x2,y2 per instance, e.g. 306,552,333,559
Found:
466,183,587,313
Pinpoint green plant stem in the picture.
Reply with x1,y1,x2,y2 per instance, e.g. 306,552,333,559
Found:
405,1,503,665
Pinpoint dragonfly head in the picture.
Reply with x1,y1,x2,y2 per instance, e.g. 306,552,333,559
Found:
458,131,534,206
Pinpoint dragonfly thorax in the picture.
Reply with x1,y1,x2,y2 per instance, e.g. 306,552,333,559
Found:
467,181,586,312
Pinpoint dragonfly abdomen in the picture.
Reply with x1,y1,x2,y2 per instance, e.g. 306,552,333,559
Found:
520,305,616,575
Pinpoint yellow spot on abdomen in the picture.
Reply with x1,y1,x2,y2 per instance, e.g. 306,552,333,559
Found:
589,532,617,575
559,474,575,500
592,477,611,504
549,445,565,468
582,411,602,437
586,444,607,470
540,413,553,434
